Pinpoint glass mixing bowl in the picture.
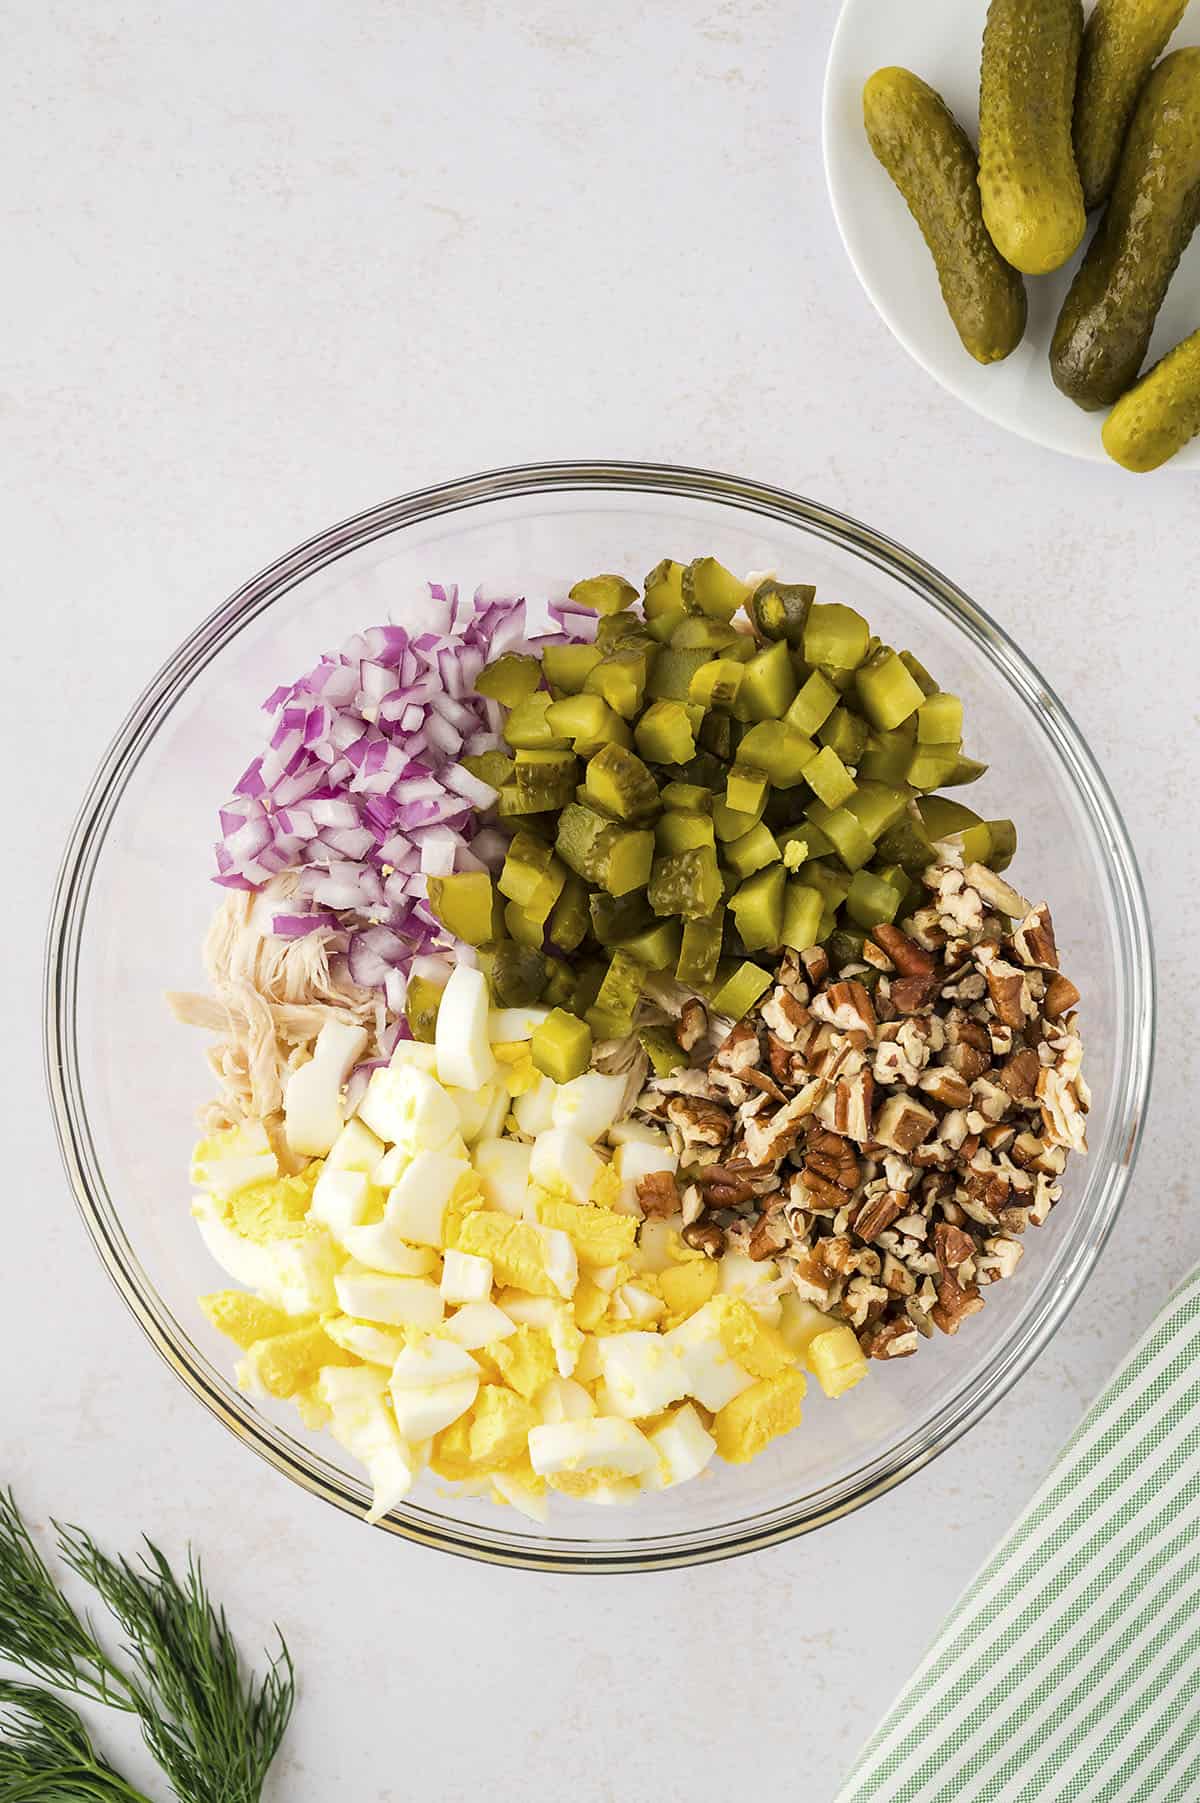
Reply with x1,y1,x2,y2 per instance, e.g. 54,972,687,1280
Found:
45,461,1154,1572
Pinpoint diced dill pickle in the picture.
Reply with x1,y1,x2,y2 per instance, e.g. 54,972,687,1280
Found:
499,831,556,905
568,573,639,616
647,645,715,702
514,747,578,812
805,801,874,871
736,640,798,721
570,961,606,1019
781,882,824,953
542,643,604,695
714,795,765,842
681,751,729,792
731,864,786,952
689,657,745,710
646,607,687,644
619,919,682,970
917,692,964,744
643,558,687,618
461,749,515,788
595,613,652,653
662,781,712,813
584,648,652,720
699,711,734,760
590,890,651,945
918,796,991,864
899,650,939,697
556,803,619,880
798,858,853,911
405,974,446,1043
726,763,769,815
525,858,567,925
943,753,989,787
426,871,497,946
487,943,549,1007
818,705,869,765
724,822,781,878
845,781,910,842
846,869,902,930
816,909,837,943
858,722,916,786
786,669,840,737
827,926,867,970
710,960,772,1020
907,742,961,791
503,691,570,750
671,617,741,651
587,950,646,1038
681,556,752,621
804,603,870,671
676,914,724,987
855,647,926,730
531,1008,594,1083
876,810,936,878
648,844,722,919
737,720,817,786
986,819,1017,871
806,746,857,809
584,742,660,821
638,1025,686,1077
475,653,542,707
544,693,631,757
541,959,576,1009
504,898,545,949
750,578,815,646
635,699,697,765
547,874,589,953
656,812,715,855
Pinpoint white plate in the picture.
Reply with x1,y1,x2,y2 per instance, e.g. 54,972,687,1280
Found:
822,0,1200,467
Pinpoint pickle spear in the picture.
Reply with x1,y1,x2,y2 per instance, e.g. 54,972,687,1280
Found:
1102,326,1200,469
862,68,1027,364
1051,49,1200,410
978,0,1086,275
1073,0,1190,210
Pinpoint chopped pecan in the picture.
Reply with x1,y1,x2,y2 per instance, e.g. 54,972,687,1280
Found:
1011,903,1059,971
681,1219,726,1259
932,1221,974,1271
810,979,877,1036
676,998,709,1054
635,1171,682,1219
889,971,941,1014
760,987,810,1046
748,1213,789,1261
767,1032,797,1085
918,1066,973,1109
962,863,1029,921
861,1317,920,1359
710,1020,760,1075
1043,973,1081,1021
984,959,1030,1030
997,1046,1040,1102
874,1093,937,1154
801,1167,852,1212
931,1272,985,1335
805,1127,861,1190
665,1094,733,1150
870,923,936,976
853,1189,905,1242
801,945,830,986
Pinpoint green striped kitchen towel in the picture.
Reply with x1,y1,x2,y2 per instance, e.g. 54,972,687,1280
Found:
834,1267,1200,1803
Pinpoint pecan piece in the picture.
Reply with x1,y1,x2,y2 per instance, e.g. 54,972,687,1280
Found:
1043,973,1081,1021
682,1219,726,1259
984,959,1029,1030
931,1273,985,1335
1011,903,1059,971
997,1046,1040,1102
871,923,936,976
889,971,941,1014
811,978,878,1036
874,1092,937,1154
918,1066,973,1109
676,998,709,1054
932,1221,975,1271
748,1213,789,1261
853,1189,906,1242
861,1316,921,1359
635,1170,682,1219
665,1094,733,1150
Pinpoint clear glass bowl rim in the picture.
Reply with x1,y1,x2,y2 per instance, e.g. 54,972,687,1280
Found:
43,458,1156,1573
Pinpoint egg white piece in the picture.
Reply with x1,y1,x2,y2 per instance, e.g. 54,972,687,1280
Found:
537,1226,579,1301
316,1365,388,1407
497,1292,582,1375
536,1377,596,1424
596,1331,688,1419
324,1118,385,1174
488,1007,550,1042
642,1403,716,1490
473,1138,532,1218
339,1221,438,1277
333,1268,444,1328
512,1075,556,1137
389,1338,481,1441
441,1299,517,1350
384,1148,469,1247
440,1249,493,1306
530,1126,601,1205
550,1071,628,1142
322,1318,407,1366
718,1252,783,1324
386,1040,439,1074
309,1168,371,1243
371,1144,409,1190
434,964,497,1090
665,1302,756,1413
447,1082,500,1146
528,1418,657,1481
491,1467,549,1523
358,1065,460,1157
284,1020,368,1157
327,1391,418,1524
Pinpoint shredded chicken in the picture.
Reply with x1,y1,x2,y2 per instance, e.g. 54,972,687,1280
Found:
167,874,385,1138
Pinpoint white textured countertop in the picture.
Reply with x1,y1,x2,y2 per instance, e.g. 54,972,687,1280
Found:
4,2,1196,1798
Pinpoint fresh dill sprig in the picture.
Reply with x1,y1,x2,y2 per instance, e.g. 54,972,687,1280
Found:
0,1680,155,1801
0,1490,294,1803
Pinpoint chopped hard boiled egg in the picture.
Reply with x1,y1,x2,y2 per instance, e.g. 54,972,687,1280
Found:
441,1299,517,1350
488,1007,550,1042
530,1126,601,1204
359,1064,460,1156
435,964,497,1090
528,1418,657,1486
333,1268,444,1328
384,1149,469,1247
440,1249,493,1306
339,1221,437,1277
309,1167,372,1242
665,1301,757,1413
284,1020,368,1157
324,1118,385,1174
389,1337,480,1440
550,1071,628,1142
597,1331,688,1419
643,1403,717,1490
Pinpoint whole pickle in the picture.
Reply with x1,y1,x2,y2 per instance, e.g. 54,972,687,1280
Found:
1074,0,1190,209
